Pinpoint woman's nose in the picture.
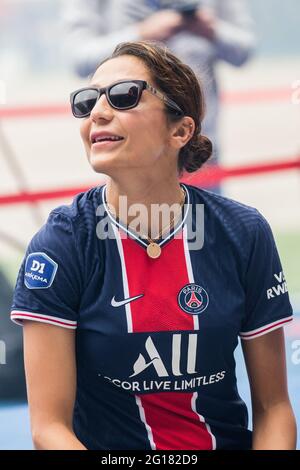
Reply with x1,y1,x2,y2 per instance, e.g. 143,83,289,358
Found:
90,93,113,121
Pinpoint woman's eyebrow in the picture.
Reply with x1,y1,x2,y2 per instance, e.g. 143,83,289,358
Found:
89,79,139,88
89,82,101,87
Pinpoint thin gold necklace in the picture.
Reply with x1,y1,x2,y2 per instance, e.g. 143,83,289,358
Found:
106,187,186,259
145,187,186,259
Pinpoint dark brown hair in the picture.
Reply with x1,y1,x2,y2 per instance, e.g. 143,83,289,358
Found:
97,41,212,176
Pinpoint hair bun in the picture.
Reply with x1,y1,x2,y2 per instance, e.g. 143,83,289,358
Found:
179,134,213,174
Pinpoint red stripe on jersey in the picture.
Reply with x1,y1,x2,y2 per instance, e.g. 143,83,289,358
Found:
240,316,293,339
11,312,77,328
121,236,193,332
120,233,213,450
141,392,212,450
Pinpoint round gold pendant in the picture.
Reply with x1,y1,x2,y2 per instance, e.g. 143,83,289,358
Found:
147,242,161,259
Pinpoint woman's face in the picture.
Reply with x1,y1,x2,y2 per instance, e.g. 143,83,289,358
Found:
80,55,178,177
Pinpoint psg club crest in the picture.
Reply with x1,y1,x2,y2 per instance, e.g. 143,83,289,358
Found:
178,283,209,315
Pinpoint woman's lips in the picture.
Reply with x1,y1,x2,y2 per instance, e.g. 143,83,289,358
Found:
91,139,124,150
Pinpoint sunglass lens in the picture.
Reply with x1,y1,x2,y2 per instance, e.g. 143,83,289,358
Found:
109,82,140,109
73,89,98,117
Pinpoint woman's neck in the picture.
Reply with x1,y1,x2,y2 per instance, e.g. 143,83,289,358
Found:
105,177,185,240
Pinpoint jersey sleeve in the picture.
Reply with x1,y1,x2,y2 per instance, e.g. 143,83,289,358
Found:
11,210,82,329
239,212,293,340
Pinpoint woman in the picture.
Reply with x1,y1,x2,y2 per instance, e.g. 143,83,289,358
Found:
11,41,296,450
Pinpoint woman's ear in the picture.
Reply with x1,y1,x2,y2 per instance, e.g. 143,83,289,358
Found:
171,117,195,150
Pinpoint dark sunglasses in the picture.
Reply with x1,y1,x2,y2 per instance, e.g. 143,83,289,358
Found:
70,79,184,118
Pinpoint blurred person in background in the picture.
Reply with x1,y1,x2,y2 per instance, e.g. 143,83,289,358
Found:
62,0,256,192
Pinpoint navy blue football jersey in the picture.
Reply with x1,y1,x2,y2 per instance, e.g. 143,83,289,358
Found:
11,183,293,450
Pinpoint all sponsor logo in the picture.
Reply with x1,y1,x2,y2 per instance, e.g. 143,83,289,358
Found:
98,334,226,393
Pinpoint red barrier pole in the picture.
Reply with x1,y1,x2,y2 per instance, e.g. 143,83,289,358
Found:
0,105,70,119
0,157,299,206
0,87,293,120
184,156,300,187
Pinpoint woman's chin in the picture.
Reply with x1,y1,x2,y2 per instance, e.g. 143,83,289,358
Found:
89,151,127,174
89,152,116,170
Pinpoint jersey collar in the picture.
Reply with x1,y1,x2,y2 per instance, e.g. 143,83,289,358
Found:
101,183,190,250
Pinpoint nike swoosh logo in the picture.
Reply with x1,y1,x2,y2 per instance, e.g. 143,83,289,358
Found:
111,294,144,307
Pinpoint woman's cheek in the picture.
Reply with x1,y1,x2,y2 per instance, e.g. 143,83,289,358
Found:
80,119,90,147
